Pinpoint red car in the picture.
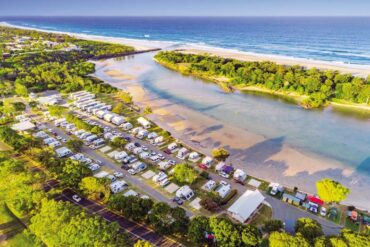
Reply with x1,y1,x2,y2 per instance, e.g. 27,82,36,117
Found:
198,163,208,170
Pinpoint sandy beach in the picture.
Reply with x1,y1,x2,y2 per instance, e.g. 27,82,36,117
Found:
2,21,370,77
93,58,370,211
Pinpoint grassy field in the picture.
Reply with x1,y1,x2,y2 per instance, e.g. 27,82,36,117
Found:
0,203,34,247
0,142,12,152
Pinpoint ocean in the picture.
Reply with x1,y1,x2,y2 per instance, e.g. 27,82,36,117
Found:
2,16,370,65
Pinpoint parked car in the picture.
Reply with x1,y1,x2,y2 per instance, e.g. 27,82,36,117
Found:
160,178,170,187
72,194,82,202
173,196,184,205
320,207,327,217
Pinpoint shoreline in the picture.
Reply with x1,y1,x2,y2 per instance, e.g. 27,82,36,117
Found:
155,56,370,112
92,58,370,211
2,21,370,77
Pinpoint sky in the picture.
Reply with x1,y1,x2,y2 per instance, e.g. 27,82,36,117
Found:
1,0,370,17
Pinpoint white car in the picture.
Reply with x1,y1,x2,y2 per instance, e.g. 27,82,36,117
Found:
128,169,138,175
72,194,82,202
159,178,170,187
320,207,327,217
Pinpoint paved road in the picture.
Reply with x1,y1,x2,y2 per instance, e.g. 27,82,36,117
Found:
55,189,181,247
43,110,343,235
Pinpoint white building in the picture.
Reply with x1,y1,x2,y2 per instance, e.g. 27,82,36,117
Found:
177,147,189,159
228,190,265,223
110,180,128,193
11,121,36,132
176,185,194,200
112,116,125,126
122,122,133,131
216,181,232,198
103,113,116,122
137,117,151,129
233,169,247,182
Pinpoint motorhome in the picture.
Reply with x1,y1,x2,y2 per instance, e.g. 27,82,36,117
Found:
137,117,151,129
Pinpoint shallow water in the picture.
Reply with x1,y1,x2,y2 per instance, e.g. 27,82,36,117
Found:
96,52,370,175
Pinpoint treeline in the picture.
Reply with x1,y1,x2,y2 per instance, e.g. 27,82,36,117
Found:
0,155,130,246
0,26,133,96
155,51,370,108
66,113,103,134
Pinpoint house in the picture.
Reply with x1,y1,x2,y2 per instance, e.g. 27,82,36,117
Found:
228,190,265,223
200,156,213,169
55,147,72,158
44,137,56,145
152,171,167,183
269,183,284,196
177,147,189,159
95,110,107,119
158,161,171,170
137,117,151,128
216,181,232,198
176,185,195,200
124,189,139,197
282,193,301,206
11,121,36,132
188,152,200,162
33,131,48,139
103,113,116,122
110,180,127,193
147,132,158,139
202,180,217,192
168,143,177,151
49,141,61,148
153,136,164,145
131,127,143,135
233,169,247,183
139,152,150,159
137,129,149,139
125,142,136,151
114,151,128,161
85,134,98,143
122,122,133,131
215,162,226,172
131,162,147,172
112,116,125,126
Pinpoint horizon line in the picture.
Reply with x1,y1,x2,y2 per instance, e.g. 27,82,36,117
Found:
1,15,370,18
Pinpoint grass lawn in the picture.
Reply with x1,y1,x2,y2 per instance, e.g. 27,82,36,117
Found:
1,232,35,247
0,141,12,152
250,205,273,227
0,203,14,225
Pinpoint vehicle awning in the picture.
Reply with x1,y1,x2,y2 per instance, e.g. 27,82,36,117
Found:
307,195,324,206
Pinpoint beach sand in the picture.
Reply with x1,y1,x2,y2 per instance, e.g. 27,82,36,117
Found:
180,48,370,77
93,59,370,210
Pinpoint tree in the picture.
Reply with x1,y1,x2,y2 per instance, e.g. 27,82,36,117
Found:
147,202,173,235
79,176,110,202
59,159,91,187
2,99,16,115
340,229,370,247
200,196,219,212
314,236,348,247
65,139,84,152
294,218,323,244
109,194,153,222
212,148,230,161
29,199,129,246
110,136,127,149
269,232,310,247
116,91,133,104
172,163,198,184
209,217,241,247
170,206,189,235
134,240,154,247
14,81,28,97
143,106,152,115
48,105,67,117
112,102,125,115
241,225,262,246
262,219,284,233
316,179,350,203
187,216,210,244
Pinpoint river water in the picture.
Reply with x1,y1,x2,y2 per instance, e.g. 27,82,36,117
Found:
94,52,370,209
